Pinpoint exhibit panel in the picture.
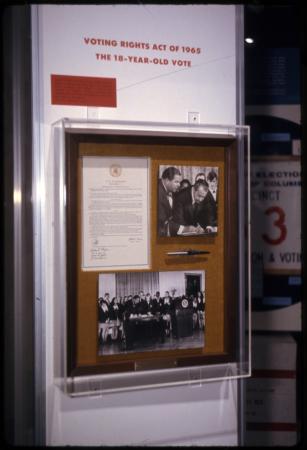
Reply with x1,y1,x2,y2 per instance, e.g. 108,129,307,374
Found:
31,4,247,445
36,4,239,125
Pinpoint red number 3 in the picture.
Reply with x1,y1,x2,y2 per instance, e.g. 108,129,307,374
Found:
262,206,287,245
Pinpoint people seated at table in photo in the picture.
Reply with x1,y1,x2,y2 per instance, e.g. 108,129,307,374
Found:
122,295,142,349
171,179,217,235
98,290,205,347
138,290,153,315
124,294,141,318
139,292,160,316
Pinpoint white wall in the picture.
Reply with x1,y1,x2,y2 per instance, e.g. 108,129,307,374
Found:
38,4,237,125
32,4,241,445
50,379,238,446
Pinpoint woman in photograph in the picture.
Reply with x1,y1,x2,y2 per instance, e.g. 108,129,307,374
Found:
150,292,161,315
98,295,110,344
160,291,175,336
109,296,122,341
196,291,205,330
192,294,199,329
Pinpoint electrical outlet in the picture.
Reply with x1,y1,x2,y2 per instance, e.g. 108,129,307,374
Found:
87,107,100,119
188,111,200,124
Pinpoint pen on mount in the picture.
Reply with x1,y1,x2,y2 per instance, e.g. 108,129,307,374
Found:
167,250,210,256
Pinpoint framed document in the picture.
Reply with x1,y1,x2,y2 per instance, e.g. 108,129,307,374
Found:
54,120,250,394
82,156,150,270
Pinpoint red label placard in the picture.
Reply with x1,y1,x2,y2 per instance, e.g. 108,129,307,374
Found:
51,74,117,107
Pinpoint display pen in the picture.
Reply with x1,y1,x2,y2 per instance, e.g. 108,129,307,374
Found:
166,250,210,256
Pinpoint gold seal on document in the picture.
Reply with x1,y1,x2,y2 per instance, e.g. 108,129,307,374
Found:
110,164,122,177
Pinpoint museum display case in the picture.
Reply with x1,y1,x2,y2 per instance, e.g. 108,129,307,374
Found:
52,119,251,396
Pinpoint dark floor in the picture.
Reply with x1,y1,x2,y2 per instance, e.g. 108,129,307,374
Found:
98,328,205,356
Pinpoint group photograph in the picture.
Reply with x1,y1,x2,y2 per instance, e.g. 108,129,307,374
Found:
98,270,206,355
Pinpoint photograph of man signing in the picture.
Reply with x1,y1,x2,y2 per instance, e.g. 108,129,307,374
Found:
158,165,218,237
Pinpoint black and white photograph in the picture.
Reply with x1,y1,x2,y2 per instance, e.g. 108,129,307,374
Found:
98,270,206,355
157,165,218,237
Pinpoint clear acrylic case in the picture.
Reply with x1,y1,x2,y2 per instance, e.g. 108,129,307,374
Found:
52,118,250,396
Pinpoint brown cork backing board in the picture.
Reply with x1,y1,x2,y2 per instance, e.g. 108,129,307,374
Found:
65,132,239,377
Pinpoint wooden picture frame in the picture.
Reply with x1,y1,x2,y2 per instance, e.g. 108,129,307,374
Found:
65,130,241,378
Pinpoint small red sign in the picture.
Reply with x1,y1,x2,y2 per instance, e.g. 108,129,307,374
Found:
51,74,117,107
